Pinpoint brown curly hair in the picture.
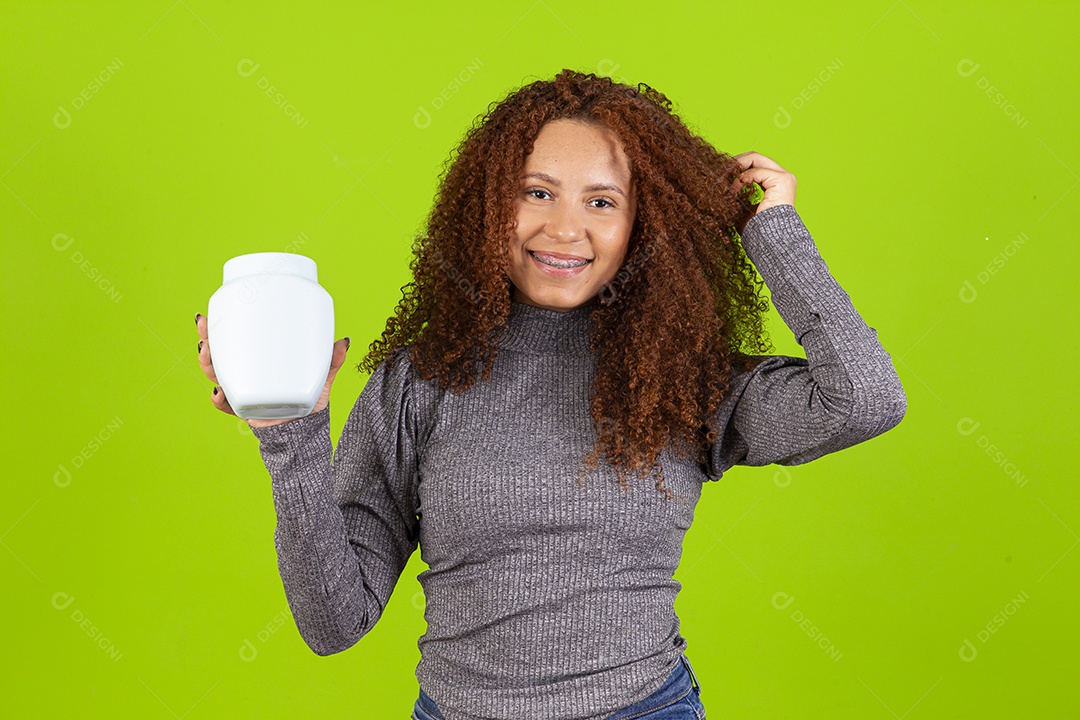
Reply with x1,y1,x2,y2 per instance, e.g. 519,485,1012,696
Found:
357,68,775,500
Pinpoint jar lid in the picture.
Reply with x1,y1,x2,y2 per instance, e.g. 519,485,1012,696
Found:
222,252,318,284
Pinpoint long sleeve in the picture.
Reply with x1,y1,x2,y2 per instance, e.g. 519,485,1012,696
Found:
706,204,907,479
249,348,421,655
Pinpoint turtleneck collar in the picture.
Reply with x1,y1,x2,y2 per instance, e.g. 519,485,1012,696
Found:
494,299,595,356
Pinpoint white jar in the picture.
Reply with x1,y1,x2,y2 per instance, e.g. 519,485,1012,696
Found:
207,252,334,420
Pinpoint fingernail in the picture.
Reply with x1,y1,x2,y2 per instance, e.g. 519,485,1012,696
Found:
345,336,351,351
213,386,219,396
197,340,203,356
195,313,201,325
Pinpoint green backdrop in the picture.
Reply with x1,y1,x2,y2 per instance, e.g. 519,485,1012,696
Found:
3,1,1076,717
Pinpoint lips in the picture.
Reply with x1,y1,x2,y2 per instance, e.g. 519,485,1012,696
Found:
529,250,592,269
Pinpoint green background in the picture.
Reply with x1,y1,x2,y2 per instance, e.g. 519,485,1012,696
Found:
3,1,1076,717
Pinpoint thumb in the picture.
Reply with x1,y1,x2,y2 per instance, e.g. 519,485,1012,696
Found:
328,336,350,376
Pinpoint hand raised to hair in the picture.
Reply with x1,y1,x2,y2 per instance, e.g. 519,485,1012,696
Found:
733,151,797,234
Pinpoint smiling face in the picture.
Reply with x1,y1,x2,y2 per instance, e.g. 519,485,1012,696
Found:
508,118,637,312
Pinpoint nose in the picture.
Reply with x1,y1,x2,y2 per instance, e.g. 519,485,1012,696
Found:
544,199,585,243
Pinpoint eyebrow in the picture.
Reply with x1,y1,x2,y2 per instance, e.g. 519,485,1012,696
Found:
522,171,627,198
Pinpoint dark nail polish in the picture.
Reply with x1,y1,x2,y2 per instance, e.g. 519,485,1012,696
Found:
197,340,203,356
213,386,219,396
345,336,351,350
195,313,201,325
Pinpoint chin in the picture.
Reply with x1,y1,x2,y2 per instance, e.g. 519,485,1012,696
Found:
514,286,598,312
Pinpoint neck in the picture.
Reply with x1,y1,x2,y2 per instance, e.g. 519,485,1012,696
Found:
494,298,595,356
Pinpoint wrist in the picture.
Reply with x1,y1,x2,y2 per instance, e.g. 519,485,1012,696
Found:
247,418,296,428
756,201,794,215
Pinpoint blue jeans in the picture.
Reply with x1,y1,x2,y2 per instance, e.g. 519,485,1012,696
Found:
411,654,705,719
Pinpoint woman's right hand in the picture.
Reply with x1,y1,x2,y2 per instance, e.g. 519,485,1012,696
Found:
195,312,351,429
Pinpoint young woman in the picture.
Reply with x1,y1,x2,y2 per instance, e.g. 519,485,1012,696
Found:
196,69,906,720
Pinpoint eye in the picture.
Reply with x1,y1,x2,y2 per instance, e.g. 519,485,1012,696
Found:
590,198,616,209
525,188,551,200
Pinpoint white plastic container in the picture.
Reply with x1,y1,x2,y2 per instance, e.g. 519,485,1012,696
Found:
207,252,334,420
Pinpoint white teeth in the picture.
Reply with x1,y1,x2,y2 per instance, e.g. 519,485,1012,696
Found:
531,251,589,269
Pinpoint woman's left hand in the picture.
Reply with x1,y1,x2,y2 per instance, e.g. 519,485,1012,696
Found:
734,151,797,216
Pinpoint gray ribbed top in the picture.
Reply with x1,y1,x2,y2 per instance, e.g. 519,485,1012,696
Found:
250,204,906,720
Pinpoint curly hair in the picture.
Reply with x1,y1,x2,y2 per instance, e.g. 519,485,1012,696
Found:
357,68,775,500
